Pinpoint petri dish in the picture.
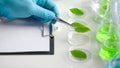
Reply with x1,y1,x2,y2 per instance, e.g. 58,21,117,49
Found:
68,46,91,62
68,7,86,20
67,30,89,46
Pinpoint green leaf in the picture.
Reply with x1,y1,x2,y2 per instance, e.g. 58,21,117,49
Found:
70,49,87,59
70,8,84,16
71,22,90,33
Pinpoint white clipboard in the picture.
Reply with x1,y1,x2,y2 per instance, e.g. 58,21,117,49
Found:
0,18,54,55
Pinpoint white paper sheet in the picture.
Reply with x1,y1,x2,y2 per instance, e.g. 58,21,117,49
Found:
0,18,50,52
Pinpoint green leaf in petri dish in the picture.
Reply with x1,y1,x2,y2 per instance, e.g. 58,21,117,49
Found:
71,22,90,33
70,49,87,59
70,8,84,16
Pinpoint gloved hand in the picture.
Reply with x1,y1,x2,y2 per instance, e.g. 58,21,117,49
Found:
0,0,59,23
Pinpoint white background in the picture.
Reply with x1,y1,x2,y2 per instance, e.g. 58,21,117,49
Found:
0,0,107,68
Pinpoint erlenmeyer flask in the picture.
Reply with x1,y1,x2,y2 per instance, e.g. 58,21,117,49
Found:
96,0,113,43
99,21,119,61
96,20,110,43
100,0,112,19
106,0,120,68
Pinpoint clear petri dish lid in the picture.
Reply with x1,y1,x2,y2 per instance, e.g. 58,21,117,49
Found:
111,0,120,27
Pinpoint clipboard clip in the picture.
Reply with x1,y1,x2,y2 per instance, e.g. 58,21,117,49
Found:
41,23,53,37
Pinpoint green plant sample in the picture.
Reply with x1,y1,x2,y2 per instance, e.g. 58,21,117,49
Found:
70,49,87,59
70,8,84,16
71,22,90,33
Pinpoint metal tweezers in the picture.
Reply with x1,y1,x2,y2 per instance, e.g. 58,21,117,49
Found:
54,17,73,27
41,17,73,37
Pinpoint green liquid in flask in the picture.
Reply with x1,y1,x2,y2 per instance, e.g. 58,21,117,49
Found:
99,46,118,61
99,34,119,60
100,0,108,16
96,22,110,43
98,0,112,43
100,0,111,18
98,0,119,61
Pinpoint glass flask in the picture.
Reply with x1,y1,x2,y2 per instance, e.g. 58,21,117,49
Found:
96,20,110,43
100,0,112,19
106,0,120,68
96,0,112,43
99,21,119,61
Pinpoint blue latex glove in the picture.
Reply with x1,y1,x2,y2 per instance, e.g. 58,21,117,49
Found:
0,0,59,23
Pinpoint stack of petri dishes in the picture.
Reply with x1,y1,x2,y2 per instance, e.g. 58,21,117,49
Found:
67,5,92,62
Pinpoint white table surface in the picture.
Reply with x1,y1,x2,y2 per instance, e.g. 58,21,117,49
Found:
0,0,107,68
